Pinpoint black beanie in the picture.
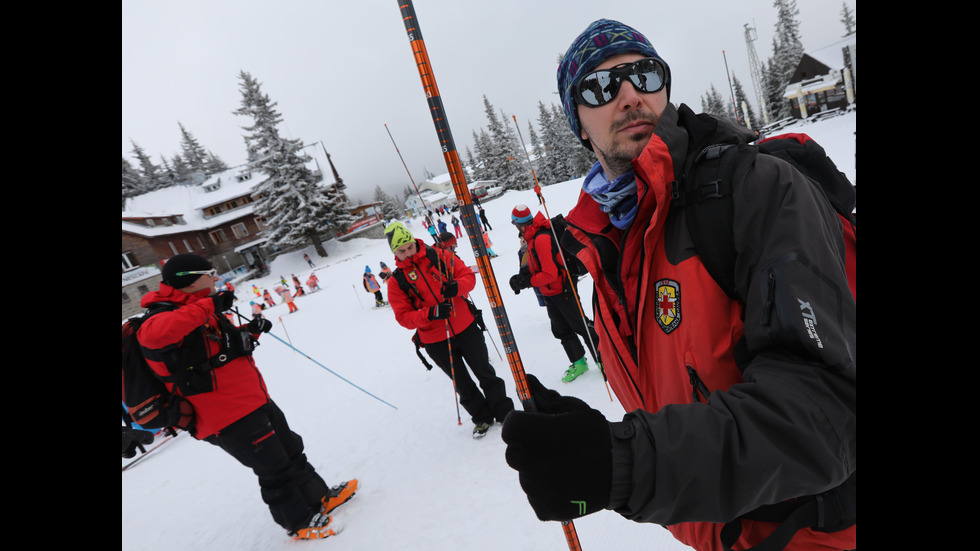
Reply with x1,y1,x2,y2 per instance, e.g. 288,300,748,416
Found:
162,254,213,289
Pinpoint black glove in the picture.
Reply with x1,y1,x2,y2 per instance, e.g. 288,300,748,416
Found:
211,290,236,312
509,271,531,294
428,301,453,320
122,426,155,459
247,317,273,333
441,280,459,298
501,374,613,521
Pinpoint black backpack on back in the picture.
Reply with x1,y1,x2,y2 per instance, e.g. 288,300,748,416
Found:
121,304,195,431
674,132,856,302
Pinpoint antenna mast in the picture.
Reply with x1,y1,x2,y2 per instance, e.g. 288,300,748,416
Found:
744,22,771,126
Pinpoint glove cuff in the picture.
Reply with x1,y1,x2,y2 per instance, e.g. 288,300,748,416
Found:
607,421,636,512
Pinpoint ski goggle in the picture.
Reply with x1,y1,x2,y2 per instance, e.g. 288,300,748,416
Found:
573,57,668,108
176,269,217,277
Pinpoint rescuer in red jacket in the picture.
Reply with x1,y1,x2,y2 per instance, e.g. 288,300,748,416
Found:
137,253,357,540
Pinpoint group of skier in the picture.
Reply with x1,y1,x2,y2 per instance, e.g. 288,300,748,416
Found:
247,272,320,317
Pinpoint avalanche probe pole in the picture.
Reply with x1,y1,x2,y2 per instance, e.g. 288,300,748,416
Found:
396,3,583,549
512,115,610,400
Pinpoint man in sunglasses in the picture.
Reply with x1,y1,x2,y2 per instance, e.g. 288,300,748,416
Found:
136,253,357,540
501,19,855,551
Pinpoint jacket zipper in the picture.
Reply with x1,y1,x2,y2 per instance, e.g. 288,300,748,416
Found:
761,271,776,326
687,365,711,403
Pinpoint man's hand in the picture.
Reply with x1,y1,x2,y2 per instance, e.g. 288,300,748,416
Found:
210,290,236,312
247,317,273,333
509,271,531,294
441,280,459,299
428,301,453,320
501,374,613,521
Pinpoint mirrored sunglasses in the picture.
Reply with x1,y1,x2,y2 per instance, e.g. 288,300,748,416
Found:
574,57,668,108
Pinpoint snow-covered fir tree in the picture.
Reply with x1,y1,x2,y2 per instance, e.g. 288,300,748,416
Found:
732,74,759,130
840,2,855,36
122,157,144,209
552,103,596,178
476,96,530,192
700,84,731,120
129,139,166,192
373,185,403,221
233,70,353,258
768,0,805,120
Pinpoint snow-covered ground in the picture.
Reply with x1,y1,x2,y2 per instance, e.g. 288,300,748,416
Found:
122,110,855,551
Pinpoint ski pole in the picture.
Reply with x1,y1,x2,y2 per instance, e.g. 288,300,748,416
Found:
446,320,462,426
232,308,398,410
512,115,611,399
353,284,365,309
277,315,294,350
397,3,583,548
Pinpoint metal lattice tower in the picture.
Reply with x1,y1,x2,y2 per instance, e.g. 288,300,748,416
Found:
744,22,771,125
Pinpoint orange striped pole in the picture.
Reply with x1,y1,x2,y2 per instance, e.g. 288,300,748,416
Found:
396,2,584,548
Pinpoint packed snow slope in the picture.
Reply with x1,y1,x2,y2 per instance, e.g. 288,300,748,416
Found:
122,111,855,551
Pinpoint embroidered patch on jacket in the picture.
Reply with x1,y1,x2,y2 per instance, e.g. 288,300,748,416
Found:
407,270,419,282
655,279,681,334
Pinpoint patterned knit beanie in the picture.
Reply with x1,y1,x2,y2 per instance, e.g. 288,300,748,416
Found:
511,204,533,225
557,19,670,150
385,221,415,253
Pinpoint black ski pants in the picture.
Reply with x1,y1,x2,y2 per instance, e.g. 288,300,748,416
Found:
424,322,514,425
204,400,327,532
543,286,600,364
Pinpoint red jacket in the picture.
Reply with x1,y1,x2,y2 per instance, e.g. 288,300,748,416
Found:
564,104,855,551
387,239,476,344
520,211,566,297
138,284,270,439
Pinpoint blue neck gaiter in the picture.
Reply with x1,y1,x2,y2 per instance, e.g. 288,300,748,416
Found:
582,161,638,230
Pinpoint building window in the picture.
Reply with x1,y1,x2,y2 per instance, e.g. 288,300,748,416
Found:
183,239,193,253
168,241,180,255
122,291,131,302
209,229,227,245
255,216,269,230
232,223,248,239
122,251,138,271
206,205,222,216
196,236,206,250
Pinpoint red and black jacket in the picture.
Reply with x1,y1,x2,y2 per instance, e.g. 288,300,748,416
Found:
563,103,856,551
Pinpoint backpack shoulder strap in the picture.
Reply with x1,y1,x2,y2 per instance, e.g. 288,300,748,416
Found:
675,143,756,300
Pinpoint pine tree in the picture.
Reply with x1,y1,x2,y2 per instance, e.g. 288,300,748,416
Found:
700,84,730,120
122,157,144,209
840,2,856,36
129,139,166,191
465,144,486,182
178,122,209,172
373,185,402,220
769,0,805,120
476,96,528,191
732,74,759,129
525,119,553,187
233,70,353,258
204,150,229,175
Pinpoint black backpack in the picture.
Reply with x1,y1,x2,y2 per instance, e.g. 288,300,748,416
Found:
674,132,856,302
529,214,588,281
121,304,195,431
389,246,486,369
